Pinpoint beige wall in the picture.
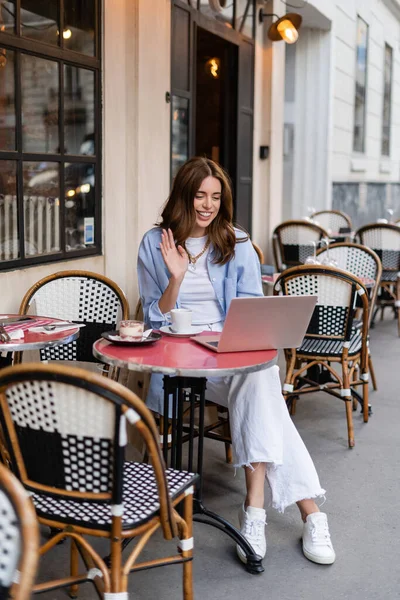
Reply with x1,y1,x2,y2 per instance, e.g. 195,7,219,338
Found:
253,0,286,262
103,0,171,311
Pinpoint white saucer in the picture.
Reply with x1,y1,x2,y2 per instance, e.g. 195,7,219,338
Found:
159,325,204,338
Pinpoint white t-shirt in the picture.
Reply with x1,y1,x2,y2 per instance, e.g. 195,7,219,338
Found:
179,236,224,326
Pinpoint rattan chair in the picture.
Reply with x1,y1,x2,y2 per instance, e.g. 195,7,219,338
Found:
274,264,369,448
310,210,352,233
356,224,400,336
272,220,329,272
17,270,129,364
316,242,382,390
251,241,264,264
0,463,39,600
0,363,197,599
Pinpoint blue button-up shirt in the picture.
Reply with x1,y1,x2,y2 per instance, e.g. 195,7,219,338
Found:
137,227,263,329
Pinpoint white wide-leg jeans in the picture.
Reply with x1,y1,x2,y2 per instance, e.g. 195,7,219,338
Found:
146,364,325,513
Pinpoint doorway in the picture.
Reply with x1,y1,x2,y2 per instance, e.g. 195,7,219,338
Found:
195,28,238,187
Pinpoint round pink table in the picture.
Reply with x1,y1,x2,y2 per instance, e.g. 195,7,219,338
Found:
93,333,277,378
93,332,277,575
0,315,81,371
0,315,80,353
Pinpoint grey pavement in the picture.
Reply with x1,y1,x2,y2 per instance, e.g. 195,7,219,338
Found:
38,316,400,600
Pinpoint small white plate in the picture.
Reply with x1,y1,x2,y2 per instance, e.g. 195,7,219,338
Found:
159,325,204,338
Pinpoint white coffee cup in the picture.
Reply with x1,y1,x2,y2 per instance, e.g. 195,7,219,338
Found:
170,308,192,333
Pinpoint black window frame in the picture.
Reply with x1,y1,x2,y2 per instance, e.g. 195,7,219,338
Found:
0,0,102,271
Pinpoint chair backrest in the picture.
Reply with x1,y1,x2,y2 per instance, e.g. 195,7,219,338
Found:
356,224,400,274
274,264,369,342
272,220,329,271
0,363,178,540
316,243,382,327
19,271,129,363
251,241,264,264
311,210,352,233
0,463,39,600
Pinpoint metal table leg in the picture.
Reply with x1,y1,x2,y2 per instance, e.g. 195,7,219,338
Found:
162,375,264,575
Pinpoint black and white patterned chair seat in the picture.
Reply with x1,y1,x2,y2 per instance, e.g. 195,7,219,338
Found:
0,490,20,596
298,328,362,357
30,462,197,531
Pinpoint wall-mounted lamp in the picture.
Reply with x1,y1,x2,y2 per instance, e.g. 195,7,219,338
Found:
259,11,302,44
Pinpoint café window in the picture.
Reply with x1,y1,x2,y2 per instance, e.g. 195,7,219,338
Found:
353,16,368,153
0,0,101,269
381,43,392,157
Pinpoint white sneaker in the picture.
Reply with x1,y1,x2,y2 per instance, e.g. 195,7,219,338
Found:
302,512,336,565
236,504,267,564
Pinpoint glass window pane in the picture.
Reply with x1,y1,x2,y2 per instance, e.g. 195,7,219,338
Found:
235,0,255,37
382,44,392,156
23,162,60,257
0,1,16,35
64,65,95,155
65,162,95,251
171,96,189,178
21,0,59,46
199,0,234,27
0,48,16,150
0,161,18,262
353,16,368,153
21,54,59,153
64,0,95,57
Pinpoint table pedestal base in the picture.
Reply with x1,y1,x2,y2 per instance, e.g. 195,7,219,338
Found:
162,375,264,575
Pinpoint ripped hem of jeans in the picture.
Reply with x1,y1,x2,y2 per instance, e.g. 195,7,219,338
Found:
271,489,327,514
231,457,283,470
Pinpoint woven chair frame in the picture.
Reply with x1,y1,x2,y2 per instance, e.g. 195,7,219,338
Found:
272,220,329,272
16,270,129,366
0,363,196,599
311,210,352,232
0,464,39,600
274,264,370,448
356,224,400,336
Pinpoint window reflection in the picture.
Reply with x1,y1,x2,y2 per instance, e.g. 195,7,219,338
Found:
0,1,15,34
199,0,234,27
21,54,59,153
64,65,95,155
353,16,368,153
23,162,60,257
64,0,95,57
235,0,254,37
0,160,18,261
65,162,95,251
171,96,189,178
21,0,58,46
0,48,15,151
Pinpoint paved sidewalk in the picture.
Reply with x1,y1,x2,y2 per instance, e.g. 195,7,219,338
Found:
39,317,400,600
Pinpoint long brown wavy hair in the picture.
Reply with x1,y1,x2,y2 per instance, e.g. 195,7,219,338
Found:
159,157,244,264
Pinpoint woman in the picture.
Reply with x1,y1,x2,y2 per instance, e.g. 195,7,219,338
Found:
137,157,335,565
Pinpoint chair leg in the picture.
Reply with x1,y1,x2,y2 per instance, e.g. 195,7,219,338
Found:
362,376,369,424
222,417,232,464
345,399,355,448
69,539,79,599
368,355,378,391
182,492,194,600
342,360,355,448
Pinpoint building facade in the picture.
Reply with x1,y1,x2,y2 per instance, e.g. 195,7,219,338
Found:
0,0,399,313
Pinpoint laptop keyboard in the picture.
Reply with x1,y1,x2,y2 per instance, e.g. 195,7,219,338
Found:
208,341,219,348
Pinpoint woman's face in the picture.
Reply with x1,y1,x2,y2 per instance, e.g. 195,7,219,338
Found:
191,176,221,237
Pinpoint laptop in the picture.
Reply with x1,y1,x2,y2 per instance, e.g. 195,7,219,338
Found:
191,295,317,353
